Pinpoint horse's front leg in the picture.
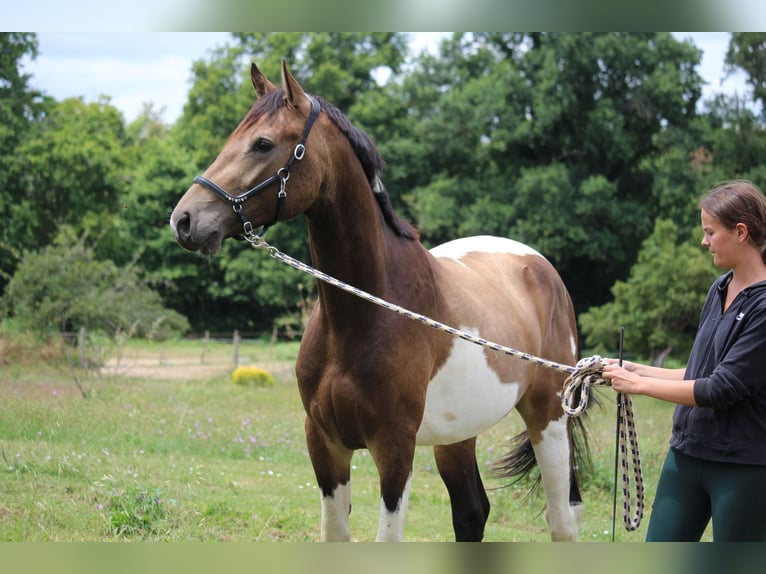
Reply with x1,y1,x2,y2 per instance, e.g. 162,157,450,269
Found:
305,418,353,541
369,433,417,541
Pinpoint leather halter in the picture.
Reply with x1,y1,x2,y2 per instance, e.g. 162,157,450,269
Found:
192,95,321,238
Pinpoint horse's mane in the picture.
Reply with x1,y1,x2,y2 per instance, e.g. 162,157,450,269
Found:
239,90,418,240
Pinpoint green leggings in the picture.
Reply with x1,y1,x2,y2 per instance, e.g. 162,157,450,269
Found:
646,448,766,541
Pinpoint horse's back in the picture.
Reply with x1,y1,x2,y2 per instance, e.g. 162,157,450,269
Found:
430,235,576,357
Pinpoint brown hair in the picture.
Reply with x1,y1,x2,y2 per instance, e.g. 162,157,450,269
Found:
700,180,766,264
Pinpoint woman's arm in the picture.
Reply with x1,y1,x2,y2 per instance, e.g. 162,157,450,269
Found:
602,364,697,406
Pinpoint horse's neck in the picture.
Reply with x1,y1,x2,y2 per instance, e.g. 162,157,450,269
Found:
305,178,432,320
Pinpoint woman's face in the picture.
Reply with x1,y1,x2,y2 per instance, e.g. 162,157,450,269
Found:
701,209,745,269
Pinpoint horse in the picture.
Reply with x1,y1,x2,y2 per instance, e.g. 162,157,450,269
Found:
170,60,590,542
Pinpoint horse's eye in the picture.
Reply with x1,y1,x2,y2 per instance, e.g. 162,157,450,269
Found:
252,138,274,153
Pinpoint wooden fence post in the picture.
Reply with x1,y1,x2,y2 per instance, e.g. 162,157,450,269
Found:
233,330,241,368
201,330,210,364
78,326,87,368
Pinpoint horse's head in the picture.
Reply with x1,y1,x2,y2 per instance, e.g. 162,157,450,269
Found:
170,60,324,254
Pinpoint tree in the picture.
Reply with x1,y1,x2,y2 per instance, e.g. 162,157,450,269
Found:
0,33,47,291
579,219,718,365
3,230,189,340
15,96,128,253
7,32,759,341
232,33,409,111
725,33,766,112
364,33,706,313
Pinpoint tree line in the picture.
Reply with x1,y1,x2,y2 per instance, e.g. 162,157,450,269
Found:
2,32,766,365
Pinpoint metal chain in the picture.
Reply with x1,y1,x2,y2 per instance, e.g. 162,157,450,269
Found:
245,233,644,532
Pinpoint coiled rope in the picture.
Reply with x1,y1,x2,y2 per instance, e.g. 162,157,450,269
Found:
245,234,644,532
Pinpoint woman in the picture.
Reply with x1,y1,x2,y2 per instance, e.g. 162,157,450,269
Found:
602,180,766,541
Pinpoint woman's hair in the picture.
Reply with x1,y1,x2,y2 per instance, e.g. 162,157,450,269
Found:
700,179,766,264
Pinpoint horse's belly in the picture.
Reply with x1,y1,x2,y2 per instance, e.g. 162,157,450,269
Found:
415,331,522,446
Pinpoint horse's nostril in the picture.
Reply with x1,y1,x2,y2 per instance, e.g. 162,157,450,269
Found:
175,212,191,240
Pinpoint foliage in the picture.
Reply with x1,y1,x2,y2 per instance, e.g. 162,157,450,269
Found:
2,230,189,340
231,365,275,388
0,33,48,291
725,33,766,111
2,32,766,344
579,219,718,365
368,32,708,312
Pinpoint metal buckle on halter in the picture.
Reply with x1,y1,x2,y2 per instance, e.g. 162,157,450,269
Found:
293,143,306,161
277,168,290,198
233,203,256,240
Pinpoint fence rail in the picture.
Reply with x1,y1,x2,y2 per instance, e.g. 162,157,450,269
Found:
64,328,283,370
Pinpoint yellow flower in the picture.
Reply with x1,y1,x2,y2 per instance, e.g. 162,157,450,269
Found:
231,366,275,388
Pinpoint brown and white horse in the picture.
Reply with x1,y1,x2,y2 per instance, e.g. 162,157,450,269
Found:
170,61,589,541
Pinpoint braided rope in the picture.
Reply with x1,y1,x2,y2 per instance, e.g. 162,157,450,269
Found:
244,234,643,531
617,392,645,531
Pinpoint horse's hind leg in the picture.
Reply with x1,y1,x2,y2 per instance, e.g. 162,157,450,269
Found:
305,419,353,541
434,437,490,541
518,394,582,541
534,414,582,540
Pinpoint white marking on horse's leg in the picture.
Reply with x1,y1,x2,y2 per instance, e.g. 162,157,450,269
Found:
375,474,412,542
571,501,584,529
534,415,580,541
320,481,351,541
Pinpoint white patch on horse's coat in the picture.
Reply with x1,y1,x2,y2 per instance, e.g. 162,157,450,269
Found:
533,414,580,541
430,235,543,266
416,328,521,446
320,482,351,541
376,474,412,541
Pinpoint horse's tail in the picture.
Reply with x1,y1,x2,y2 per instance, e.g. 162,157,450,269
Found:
491,407,594,503
491,428,541,495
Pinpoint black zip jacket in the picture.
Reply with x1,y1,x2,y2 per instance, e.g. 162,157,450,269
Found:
670,272,766,465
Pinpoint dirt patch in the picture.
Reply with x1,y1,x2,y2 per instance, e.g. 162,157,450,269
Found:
102,357,295,382
102,357,229,380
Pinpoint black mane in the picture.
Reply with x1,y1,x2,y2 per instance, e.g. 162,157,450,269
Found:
317,96,417,241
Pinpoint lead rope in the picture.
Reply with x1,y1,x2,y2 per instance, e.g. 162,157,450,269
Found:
245,234,644,533
616,391,644,532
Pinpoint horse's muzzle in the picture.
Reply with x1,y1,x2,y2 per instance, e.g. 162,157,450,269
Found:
170,209,223,255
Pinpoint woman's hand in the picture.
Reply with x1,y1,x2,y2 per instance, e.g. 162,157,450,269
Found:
604,358,637,372
602,363,642,394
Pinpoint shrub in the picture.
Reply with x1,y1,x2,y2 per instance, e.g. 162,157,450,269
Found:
231,366,275,388
3,230,190,340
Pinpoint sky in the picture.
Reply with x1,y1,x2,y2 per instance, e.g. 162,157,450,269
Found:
20,32,756,126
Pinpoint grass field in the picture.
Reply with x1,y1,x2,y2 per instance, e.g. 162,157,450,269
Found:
0,337,712,542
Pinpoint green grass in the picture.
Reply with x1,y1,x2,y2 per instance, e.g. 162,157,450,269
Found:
0,338,711,541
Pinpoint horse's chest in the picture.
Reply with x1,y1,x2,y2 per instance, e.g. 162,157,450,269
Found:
416,333,523,446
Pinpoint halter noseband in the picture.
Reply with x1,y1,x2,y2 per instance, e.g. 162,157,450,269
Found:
192,95,321,239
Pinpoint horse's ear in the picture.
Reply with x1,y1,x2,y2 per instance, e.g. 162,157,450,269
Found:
281,59,312,115
251,62,277,98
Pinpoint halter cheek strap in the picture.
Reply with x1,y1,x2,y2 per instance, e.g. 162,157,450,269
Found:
193,95,321,238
